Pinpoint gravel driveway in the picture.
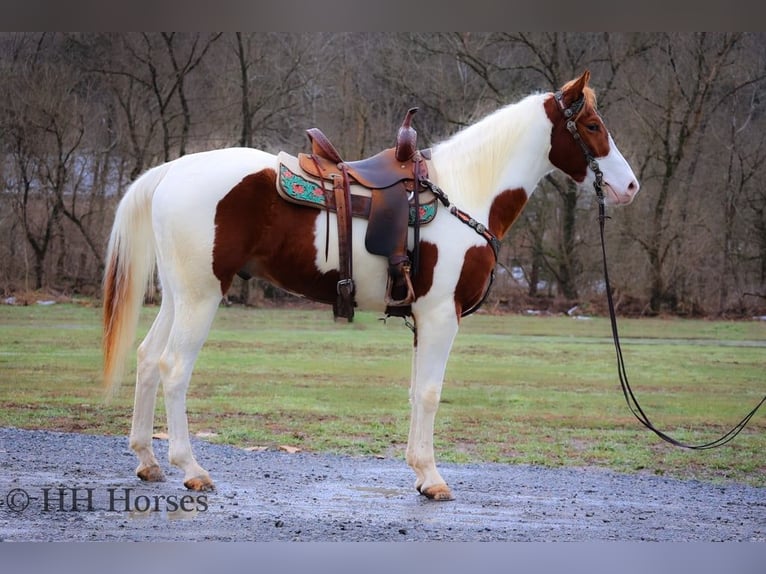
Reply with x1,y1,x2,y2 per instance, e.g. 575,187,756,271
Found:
1,427,764,542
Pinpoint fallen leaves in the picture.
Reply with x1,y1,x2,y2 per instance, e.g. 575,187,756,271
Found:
244,444,301,454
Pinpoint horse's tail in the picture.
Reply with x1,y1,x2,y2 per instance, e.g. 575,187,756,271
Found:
102,164,170,397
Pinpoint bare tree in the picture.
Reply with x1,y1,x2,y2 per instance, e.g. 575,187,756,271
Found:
1,32,765,314
1,34,95,289
707,36,766,313
223,33,325,150
621,33,765,313
96,33,221,166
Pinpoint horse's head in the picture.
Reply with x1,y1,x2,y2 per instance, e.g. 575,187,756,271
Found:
545,70,639,205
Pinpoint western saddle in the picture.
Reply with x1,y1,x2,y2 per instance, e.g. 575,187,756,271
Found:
296,108,429,321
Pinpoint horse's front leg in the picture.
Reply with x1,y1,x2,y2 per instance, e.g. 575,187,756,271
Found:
406,305,459,501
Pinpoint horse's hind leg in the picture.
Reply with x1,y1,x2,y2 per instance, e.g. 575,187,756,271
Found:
130,296,174,483
406,304,459,501
160,293,222,491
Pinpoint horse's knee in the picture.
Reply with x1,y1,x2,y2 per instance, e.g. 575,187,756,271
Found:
158,352,175,380
136,339,152,364
412,383,441,413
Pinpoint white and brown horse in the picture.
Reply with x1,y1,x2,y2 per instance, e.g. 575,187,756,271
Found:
102,71,639,500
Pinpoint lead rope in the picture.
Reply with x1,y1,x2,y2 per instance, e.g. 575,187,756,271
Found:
597,197,766,449
554,92,766,450
558,90,766,448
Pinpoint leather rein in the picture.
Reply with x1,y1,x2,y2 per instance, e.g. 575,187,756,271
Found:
556,91,766,450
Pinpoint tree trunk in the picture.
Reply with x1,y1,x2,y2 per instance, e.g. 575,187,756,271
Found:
557,180,579,300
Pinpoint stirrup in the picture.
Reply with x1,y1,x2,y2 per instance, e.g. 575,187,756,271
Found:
384,265,415,307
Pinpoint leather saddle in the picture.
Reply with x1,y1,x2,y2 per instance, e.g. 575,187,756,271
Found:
276,108,432,321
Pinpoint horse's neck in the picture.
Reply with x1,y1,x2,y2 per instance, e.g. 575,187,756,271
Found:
429,93,554,217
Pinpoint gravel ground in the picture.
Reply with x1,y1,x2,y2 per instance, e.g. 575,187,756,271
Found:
1,427,764,542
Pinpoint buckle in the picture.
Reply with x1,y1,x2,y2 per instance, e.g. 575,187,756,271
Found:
337,278,354,295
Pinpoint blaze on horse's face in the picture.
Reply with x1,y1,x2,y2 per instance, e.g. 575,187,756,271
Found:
545,70,640,206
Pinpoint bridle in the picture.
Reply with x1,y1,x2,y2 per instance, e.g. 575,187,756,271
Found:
556,90,766,450
554,91,605,205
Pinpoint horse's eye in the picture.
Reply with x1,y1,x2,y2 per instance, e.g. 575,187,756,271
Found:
585,123,601,133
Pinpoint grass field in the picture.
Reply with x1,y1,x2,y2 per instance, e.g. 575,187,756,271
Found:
1,300,764,486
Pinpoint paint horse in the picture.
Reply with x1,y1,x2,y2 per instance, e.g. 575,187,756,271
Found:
102,71,639,500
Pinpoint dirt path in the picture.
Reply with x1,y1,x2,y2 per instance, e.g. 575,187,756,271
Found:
1,428,764,541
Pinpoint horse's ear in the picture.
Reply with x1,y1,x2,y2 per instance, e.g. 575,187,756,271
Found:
561,70,590,106
571,70,590,96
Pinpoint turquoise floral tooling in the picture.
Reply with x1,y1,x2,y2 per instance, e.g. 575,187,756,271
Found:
280,164,325,205
279,164,436,226
408,203,436,226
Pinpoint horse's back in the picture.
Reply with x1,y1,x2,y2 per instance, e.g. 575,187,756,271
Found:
153,147,276,208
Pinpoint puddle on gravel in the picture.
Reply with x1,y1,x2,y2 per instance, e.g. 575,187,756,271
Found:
350,486,407,498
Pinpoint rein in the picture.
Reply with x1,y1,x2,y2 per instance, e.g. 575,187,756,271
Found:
556,91,766,450
597,198,766,449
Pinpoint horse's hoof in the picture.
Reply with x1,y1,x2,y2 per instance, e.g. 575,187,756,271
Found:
184,476,215,492
420,484,454,501
137,464,165,482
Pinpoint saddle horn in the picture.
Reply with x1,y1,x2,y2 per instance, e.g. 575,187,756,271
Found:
395,107,419,162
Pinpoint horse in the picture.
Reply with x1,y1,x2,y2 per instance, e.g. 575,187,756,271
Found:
102,70,639,501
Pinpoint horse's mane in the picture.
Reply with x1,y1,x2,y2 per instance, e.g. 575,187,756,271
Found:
430,92,550,211
429,83,598,211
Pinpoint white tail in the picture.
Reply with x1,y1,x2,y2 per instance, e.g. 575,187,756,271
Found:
102,164,170,396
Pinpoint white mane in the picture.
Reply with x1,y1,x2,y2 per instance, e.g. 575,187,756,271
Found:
429,92,554,212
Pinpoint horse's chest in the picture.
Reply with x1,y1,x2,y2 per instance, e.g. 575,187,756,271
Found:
412,238,495,316
453,244,496,315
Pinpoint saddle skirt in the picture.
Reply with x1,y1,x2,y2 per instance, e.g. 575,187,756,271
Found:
276,151,438,227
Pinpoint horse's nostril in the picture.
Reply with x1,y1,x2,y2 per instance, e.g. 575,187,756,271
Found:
628,180,638,192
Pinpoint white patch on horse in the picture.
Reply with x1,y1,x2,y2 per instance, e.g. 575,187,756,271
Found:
312,214,390,311
587,134,638,205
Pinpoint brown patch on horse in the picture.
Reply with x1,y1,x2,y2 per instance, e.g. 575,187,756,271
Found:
544,72,610,182
212,169,339,303
451,189,526,318
412,241,437,298
396,241,439,347
454,244,495,318
488,188,528,239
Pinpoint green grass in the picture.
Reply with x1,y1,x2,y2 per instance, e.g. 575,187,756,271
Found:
1,301,765,486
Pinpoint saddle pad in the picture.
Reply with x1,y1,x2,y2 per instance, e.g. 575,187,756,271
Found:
276,152,437,226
